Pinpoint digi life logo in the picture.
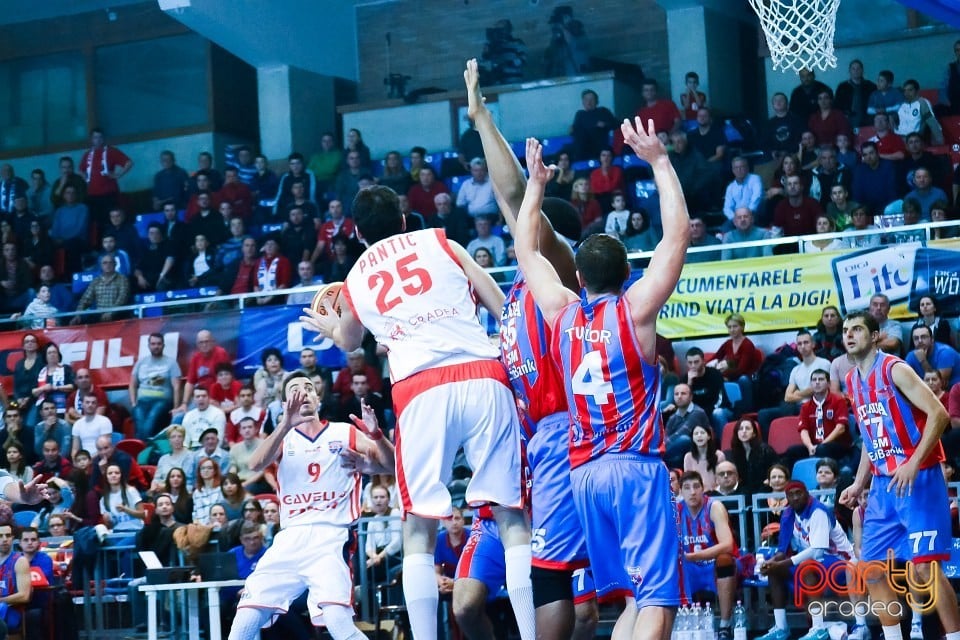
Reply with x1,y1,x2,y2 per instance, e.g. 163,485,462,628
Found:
831,244,919,314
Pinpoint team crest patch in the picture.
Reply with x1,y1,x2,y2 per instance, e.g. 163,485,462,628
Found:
329,441,343,454
286,446,296,457
627,566,643,586
826,410,834,419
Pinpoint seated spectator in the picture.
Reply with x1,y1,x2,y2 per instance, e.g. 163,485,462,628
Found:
151,426,196,494
187,192,228,248
407,167,448,218
721,208,772,261
571,89,616,161
895,79,939,140
194,427,230,474
722,157,763,225
21,219,54,273
603,192,631,238
152,150,189,210
688,107,727,165
100,463,145,532
803,215,845,253
683,425,726,492
185,171,220,221
218,237,260,297
867,69,903,116
127,494,182,633
32,476,74,532
322,235,356,284
824,184,859,230
9,195,37,243
209,363,242,413
844,205,882,249
228,418,269,495
798,131,818,171
636,78,681,134
274,153,318,218
183,234,217,288
662,383,709,470
253,348,288,409
904,167,948,221
930,201,958,240
250,154,280,222
456,158,499,218
280,206,316,267
134,223,177,292
685,216,721,263
378,151,413,195
219,166,253,221
764,92,805,159
312,200,353,262
588,148,623,212
71,393,112,457
2,442,32,483
332,349,383,404
813,305,845,361
773,175,822,237
868,113,906,162
758,330,831,437
763,153,804,225
337,372,387,430
914,295,953,347
32,438,72,481
91,433,148,491
426,192,470,247
218,472,250,521
72,254,131,323
307,133,343,191
284,180,321,226
927,371,949,408
906,324,960,388
183,388,227,450
903,133,950,190
793,369,853,464
0,406,31,461
26,168,53,224
0,241,35,314
16,285,61,329
465,215,507,266
685,347,731,433
435,506,465,608
220,522,268,632
621,210,658,252
544,151,576,201
32,399,71,457
365,484,402,587
805,146,851,209
868,293,903,355
192,457,223,524
253,237,292,306
708,462,742,498
226,385,265,445
807,88,850,146
164,468,194,524
835,133,858,168
758,482,856,640
286,261,323,306
677,471,739,635
569,178,603,233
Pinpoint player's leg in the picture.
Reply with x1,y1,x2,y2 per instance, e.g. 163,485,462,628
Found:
319,604,367,640
572,598,599,640
714,554,737,633
860,476,907,637
228,608,276,640
403,515,442,640
531,567,575,640
611,598,638,640
910,561,959,634
491,505,536,640
452,578,495,640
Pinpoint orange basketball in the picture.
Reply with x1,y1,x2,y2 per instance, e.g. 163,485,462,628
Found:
311,282,343,316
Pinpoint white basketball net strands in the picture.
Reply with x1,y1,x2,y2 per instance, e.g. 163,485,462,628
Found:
749,0,841,72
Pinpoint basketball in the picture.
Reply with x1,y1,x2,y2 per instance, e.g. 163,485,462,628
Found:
310,282,343,316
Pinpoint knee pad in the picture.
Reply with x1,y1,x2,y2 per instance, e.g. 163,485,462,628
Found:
531,566,573,608
715,553,736,579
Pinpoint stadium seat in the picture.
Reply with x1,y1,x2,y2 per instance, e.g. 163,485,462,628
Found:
721,420,737,451
72,272,95,295
135,212,166,239
767,416,803,454
940,115,960,145
140,465,156,486
110,432,124,445
920,88,939,106
13,511,36,527
254,493,278,504
791,457,819,490
448,175,465,195
115,439,146,458
854,126,876,151
724,382,742,408
541,136,572,158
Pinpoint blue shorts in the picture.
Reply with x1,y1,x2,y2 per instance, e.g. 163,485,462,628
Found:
681,557,741,599
862,466,952,563
527,412,588,570
456,517,506,602
570,454,680,607
571,567,596,605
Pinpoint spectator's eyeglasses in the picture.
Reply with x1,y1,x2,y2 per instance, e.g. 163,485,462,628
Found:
717,471,736,476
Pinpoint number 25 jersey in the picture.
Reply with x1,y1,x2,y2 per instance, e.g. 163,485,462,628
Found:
552,293,663,468
342,228,497,383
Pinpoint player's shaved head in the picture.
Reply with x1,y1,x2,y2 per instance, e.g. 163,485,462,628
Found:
575,234,629,294
353,185,404,245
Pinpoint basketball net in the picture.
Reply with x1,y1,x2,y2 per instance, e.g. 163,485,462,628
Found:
749,0,841,72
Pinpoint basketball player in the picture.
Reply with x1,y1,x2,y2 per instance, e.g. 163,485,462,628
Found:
839,311,960,640
676,471,739,639
514,120,689,640
464,58,597,640
301,189,535,640
226,372,394,640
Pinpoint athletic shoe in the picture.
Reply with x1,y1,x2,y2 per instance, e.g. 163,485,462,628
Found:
757,628,790,640
847,623,871,640
798,628,830,640
909,619,923,640
718,628,733,640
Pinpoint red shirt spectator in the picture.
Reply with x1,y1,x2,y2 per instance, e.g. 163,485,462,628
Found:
406,168,449,217
949,382,960,425
80,131,131,197
209,379,243,409
807,109,851,147
797,391,853,448
332,350,383,404
589,152,624,199
254,238,292,299
184,330,232,401
218,168,253,219
316,216,356,262
873,131,906,159
637,100,681,135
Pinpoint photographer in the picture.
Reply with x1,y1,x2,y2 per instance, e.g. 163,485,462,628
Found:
545,5,590,77
479,19,526,85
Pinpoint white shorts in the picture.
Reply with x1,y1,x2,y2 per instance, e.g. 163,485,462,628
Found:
392,359,523,519
237,523,353,624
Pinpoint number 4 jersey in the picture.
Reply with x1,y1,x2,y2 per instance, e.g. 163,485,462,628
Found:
342,228,498,383
553,293,663,468
276,421,362,529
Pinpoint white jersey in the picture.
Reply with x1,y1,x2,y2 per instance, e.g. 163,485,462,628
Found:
342,228,498,382
276,421,361,528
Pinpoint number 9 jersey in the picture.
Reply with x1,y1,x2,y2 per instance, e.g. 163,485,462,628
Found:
552,293,664,468
341,228,498,383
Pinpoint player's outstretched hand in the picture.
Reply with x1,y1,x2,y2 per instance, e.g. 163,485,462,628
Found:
889,459,919,498
349,398,383,441
838,483,862,508
18,477,48,505
284,388,310,428
300,306,339,341
464,59,486,121
620,117,667,163
524,138,555,186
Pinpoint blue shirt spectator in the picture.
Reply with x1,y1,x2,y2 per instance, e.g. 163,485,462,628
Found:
851,143,900,216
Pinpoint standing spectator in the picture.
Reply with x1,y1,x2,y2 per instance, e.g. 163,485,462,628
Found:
129,333,182,440
253,237,292,306
152,150,189,211
250,155,280,223
668,130,714,214
834,59,877,127
895,79,940,141
13,334,42,423
773,175,822,236
178,330,232,414
49,184,89,273
182,388,227,450
807,89,851,146
72,254,130,324
127,494,182,633
571,89,616,161
0,164,27,214
636,78,681,134
280,206,316,266
71,394,113,457
789,69,831,119
867,69,904,116
224,145,256,185
722,157,763,224
337,373,387,430
79,128,133,230
0,241,35,314
680,71,708,121
50,157,86,210
764,93,805,159
407,167,448,218
308,133,343,192
33,343,74,419
26,169,53,225
273,153,318,217
456,158,499,218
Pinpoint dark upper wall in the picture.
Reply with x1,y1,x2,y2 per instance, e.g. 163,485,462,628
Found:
355,0,670,104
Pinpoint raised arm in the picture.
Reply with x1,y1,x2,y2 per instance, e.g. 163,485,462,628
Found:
620,117,690,329
300,298,366,353
513,139,579,324
340,399,396,475
248,390,308,472
463,59,578,290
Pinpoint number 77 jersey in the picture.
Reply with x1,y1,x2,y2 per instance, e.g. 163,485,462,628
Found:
552,293,664,468
341,228,498,383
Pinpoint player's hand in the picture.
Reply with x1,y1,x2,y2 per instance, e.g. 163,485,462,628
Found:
464,59,486,121
839,483,862,508
284,388,311,429
620,117,667,163
524,138,555,186
349,398,382,441
438,576,454,594
889,458,919,498
17,477,49,505
300,306,339,341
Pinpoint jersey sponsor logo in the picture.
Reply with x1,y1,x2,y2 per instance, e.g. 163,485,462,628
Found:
328,441,343,454
408,306,460,327
682,533,710,548
856,402,888,421
282,490,347,505
627,566,644,587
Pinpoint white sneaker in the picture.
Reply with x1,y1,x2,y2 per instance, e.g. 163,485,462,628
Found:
909,619,923,640
847,624,871,640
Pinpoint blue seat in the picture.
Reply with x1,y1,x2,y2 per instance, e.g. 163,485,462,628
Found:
541,135,572,158
791,458,820,490
135,212,166,239
449,175,465,194
571,159,597,172
137,287,219,317
72,272,95,295
111,432,124,445
724,382,742,407
13,511,37,527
